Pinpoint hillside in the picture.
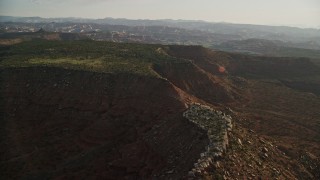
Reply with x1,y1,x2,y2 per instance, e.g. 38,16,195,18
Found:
213,38,320,60
0,30,88,45
1,40,320,179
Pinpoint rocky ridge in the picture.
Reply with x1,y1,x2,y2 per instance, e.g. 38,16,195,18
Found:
183,103,233,178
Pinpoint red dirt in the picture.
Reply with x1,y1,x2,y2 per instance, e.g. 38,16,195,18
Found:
164,45,320,179
1,44,320,179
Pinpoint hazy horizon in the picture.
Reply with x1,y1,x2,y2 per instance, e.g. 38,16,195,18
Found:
1,0,320,28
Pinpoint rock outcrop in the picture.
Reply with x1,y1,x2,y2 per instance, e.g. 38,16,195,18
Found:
183,103,233,177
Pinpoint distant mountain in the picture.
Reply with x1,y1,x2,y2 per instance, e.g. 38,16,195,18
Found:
1,16,320,44
0,22,243,45
1,16,320,61
0,16,91,23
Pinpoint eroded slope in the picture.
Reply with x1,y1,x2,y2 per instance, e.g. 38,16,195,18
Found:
1,40,320,179
1,67,209,179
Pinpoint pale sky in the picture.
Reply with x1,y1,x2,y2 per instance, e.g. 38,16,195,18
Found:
1,0,320,28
